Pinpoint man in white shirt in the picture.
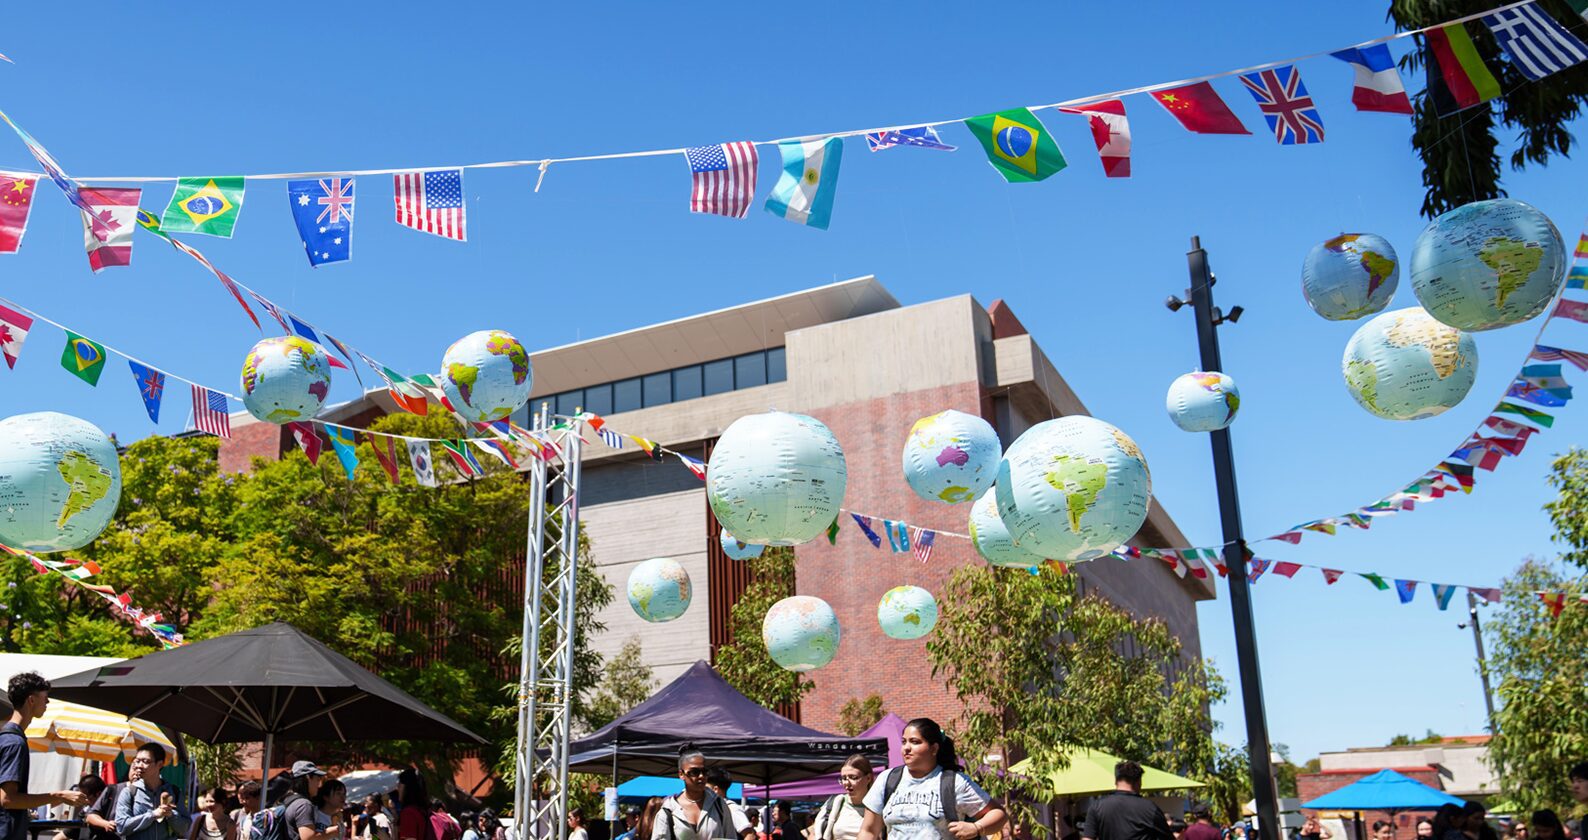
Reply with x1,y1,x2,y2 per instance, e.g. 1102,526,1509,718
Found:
704,769,754,840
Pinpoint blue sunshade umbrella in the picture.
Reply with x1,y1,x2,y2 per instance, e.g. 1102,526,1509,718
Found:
1302,768,1466,812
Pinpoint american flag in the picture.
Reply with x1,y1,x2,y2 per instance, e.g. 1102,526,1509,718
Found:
1239,65,1325,145
192,385,231,438
597,428,625,449
911,527,936,563
685,142,758,218
394,169,466,240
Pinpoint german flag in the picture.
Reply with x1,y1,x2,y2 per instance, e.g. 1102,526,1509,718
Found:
1426,22,1502,116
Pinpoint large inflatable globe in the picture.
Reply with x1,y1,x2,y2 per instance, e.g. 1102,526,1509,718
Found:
1301,233,1400,321
439,330,532,422
626,557,692,623
762,595,840,672
1343,307,1479,421
994,416,1151,562
719,530,764,561
901,409,1000,504
967,487,1046,569
877,585,938,640
0,413,121,553
1409,199,1566,331
1165,371,1240,433
707,412,847,546
240,337,332,424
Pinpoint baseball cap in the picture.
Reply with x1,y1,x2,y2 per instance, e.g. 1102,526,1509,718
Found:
291,761,328,778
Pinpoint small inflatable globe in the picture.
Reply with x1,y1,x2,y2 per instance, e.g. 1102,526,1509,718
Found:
0,413,122,553
901,409,1001,504
626,557,692,623
1301,233,1400,321
439,330,532,422
877,585,938,640
707,412,847,546
968,487,1046,569
1343,307,1479,421
762,595,840,672
719,530,764,561
1410,199,1566,331
1166,371,1241,433
240,337,332,425
995,416,1151,562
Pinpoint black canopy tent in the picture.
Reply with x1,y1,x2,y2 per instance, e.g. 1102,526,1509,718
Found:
564,660,887,784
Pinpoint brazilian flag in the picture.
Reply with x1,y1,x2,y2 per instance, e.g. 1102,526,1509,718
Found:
964,108,1066,183
160,176,245,238
60,331,106,386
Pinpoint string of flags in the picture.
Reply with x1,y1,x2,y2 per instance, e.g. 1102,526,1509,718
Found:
0,0,1577,243
0,543,184,648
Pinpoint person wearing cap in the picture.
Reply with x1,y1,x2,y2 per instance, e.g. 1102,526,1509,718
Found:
616,807,641,840
283,762,340,840
115,743,188,840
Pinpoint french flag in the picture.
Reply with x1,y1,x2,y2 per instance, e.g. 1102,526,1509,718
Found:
1331,44,1414,115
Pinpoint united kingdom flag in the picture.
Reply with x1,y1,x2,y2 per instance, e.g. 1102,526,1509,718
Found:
1239,65,1325,145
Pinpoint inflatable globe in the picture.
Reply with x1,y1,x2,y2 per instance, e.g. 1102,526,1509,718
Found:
719,530,764,561
762,595,840,672
877,585,938,640
994,416,1151,562
439,330,532,422
240,336,332,425
626,557,692,623
1409,199,1566,331
1301,233,1399,321
967,487,1046,569
1166,371,1241,433
707,412,847,546
901,409,1001,504
1343,307,1478,421
0,412,122,553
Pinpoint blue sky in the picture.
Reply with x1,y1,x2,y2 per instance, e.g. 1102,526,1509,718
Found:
1,1,1583,762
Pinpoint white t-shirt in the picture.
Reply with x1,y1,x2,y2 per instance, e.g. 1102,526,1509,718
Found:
813,796,866,840
570,829,590,840
650,792,750,840
861,768,990,840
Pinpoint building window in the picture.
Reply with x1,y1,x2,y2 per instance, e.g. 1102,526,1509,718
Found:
643,372,672,408
555,390,582,416
734,352,766,388
703,359,734,396
674,365,703,401
613,378,642,413
767,347,787,383
583,383,613,416
537,348,786,417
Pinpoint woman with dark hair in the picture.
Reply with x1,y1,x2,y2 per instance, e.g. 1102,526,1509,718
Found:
1370,821,1393,840
396,770,449,840
1433,805,1467,840
187,787,237,840
313,781,347,833
1528,810,1563,840
1417,819,1435,840
638,798,664,840
1460,803,1497,840
812,756,875,840
856,718,1006,840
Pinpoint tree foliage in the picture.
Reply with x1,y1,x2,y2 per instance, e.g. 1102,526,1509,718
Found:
1544,448,1588,571
926,564,1224,831
586,636,658,730
1388,0,1588,218
714,546,810,710
836,694,886,737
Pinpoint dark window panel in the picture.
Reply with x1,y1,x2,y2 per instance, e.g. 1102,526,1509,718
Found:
555,391,582,416
734,352,767,389
643,372,672,408
673,365,703,401
766,347,787,383
703,359,734,396
613,378,642,413
583,383,613,416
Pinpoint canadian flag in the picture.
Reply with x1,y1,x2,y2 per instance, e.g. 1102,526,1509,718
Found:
1320,568,1344,585
79,187,140,273
0,302,32,369
1061,99,1131,177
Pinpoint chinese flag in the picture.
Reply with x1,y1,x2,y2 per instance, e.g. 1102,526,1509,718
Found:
1151,82,1251,135
0,176,37,253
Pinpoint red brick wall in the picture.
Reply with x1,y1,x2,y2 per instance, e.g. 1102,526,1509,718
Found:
794,381,989,734
1296,768,1443,834
218,422,284,473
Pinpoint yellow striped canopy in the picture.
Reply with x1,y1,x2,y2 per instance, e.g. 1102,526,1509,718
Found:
26,700,176,762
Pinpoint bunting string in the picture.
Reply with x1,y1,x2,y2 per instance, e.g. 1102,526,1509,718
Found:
0,543,184,648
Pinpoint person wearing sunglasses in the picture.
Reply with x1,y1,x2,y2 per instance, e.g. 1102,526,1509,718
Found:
649,749,751,840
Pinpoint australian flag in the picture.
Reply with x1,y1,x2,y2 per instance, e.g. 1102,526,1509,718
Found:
866,126,956,152
287,177,354,266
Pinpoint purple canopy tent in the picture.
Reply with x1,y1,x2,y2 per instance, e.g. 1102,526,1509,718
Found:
563,660,887,784
759,713,906,799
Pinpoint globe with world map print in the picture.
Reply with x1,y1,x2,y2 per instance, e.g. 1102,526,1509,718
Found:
1301,232,1399,321
719,530,764,561
240,336,332,425
763,595,840,672
626,557,692,623
877,585,938,640
1342,307,1478,421
1165,371,1240,433
901,409,1000,504
994,416,1151,562
439,330,532,423
0,412,122,553
1410,199,1566,331
967,486,1047,569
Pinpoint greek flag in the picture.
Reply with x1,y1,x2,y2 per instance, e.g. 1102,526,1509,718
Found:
598,428,624,449
1482,1,1588,81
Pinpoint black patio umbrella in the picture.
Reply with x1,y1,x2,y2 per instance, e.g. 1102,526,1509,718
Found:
48,622,485,787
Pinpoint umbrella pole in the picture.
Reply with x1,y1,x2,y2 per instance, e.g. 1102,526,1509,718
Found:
262,732,273,804
610,741,618,840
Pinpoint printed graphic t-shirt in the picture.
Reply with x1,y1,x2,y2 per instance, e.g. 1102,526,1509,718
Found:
861,768,990,840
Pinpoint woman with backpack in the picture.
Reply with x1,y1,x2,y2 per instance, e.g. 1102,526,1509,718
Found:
856,718,1006,840
809,756,874,840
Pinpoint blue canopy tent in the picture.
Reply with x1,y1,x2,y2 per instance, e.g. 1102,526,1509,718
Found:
1303,769,1466,840
616,776,742,802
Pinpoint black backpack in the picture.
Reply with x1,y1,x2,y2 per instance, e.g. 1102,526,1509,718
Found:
879,767,958,828
247,792,298,840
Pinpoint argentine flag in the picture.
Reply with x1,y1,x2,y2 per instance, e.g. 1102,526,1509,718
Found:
765,137,843,229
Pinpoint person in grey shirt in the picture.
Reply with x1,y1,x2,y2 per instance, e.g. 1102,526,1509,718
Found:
115,743,189,840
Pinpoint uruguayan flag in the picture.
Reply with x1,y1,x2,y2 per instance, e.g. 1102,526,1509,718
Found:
765,137,843,230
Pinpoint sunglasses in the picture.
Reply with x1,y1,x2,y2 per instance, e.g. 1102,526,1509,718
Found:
682,768,707,778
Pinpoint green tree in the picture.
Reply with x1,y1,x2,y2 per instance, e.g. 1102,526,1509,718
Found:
927,564,1221,831
714,546,810,709
1386,730,1444,746
836,694,886,736
1387,0,1588,218
1544,448,1588,571
1202,743,1255,827
586,636,658,730
1273,744,1299,799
